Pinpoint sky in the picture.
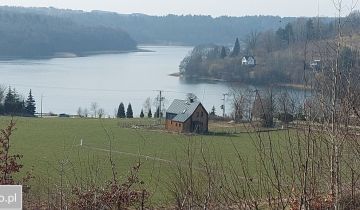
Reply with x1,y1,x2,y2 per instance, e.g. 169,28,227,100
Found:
0,0,358,17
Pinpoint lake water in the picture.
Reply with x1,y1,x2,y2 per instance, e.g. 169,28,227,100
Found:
0,46,307,117
0,46,239,116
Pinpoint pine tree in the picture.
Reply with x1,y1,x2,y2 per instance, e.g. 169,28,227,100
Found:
4,88,14,113
231,38,240,57
210,106,216,116
147,108,152,118
4,88,17,115
25,89,36,116
0,104,4,115
220,46,227,59
117,103,126,118
126,103,133,118
140,109,144,118
4,88,25,115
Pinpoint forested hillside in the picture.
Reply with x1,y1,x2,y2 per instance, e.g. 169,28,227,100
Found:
0,8,137,58
0,6,302,45
179,11,360,85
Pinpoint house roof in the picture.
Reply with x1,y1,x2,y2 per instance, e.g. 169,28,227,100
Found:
243,56,255,60
166,99,202,123
172,113,192,122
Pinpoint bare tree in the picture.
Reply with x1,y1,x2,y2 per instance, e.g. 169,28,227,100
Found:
252,89,275,127
230,88,253,122
245,30,259,55
275,90,296,125
83,108,89,118
77,107,83,117
308,1,360,208
90,102,98,118
143,97,152,115
261,30,276,53
98,108,105,119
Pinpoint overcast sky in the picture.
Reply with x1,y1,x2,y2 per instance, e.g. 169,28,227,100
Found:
0,0,358,17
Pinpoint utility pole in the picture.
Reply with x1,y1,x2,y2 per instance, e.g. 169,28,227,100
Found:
154,90,165,122
221,93,229,117
159,90,162,118
40,94,43,118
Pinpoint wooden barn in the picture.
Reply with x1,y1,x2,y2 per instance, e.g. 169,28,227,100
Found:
165,99,208,133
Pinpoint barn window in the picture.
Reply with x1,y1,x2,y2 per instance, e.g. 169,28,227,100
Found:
201,112,203,117
176,123,178,126
179,124,182,127
171,121,173,125
197,112,199,117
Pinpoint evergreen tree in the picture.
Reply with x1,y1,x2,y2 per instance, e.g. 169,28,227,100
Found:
231,38,240,57
4,89,11,113
210,106,216,116
220,46,227,59
25,89,36,116
147,108,152,118
4,88,25,115
126,103,133,118
117,103,126,118
0,104,4,115
140,109,144,118
4,88,16,115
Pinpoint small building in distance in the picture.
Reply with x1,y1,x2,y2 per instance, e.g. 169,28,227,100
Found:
310,59,321,70
241,56,256,66
165,99,208,133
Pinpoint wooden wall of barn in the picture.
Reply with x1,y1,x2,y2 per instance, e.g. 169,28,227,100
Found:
190,105,209,133
165,120,184,132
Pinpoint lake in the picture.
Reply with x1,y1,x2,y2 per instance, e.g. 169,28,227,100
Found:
0,46,306,117
0,46,237,116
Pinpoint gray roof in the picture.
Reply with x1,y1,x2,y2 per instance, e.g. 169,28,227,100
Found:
166,99,201,123
172,113,192,122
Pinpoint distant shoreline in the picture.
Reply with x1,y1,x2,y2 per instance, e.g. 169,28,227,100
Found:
169,72,311,90
274,83,312,90
0,48,153,61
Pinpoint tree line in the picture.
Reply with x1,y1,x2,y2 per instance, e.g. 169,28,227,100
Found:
0,6,299,45
76,99,164,119
0,86,36,117
115,101,163,119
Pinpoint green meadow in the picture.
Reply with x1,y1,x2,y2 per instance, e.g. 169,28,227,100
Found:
0,117,287,204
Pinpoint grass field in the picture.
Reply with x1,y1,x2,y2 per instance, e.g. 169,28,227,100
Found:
0,116,287,204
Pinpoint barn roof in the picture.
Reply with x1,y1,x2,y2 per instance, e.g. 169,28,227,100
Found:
166,99,202,123
172,113,192,122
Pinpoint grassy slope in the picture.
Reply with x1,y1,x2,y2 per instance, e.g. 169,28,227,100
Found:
0,117,286,204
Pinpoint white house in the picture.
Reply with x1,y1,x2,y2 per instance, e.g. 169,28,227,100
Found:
310,59,321,69
242,56,256,66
